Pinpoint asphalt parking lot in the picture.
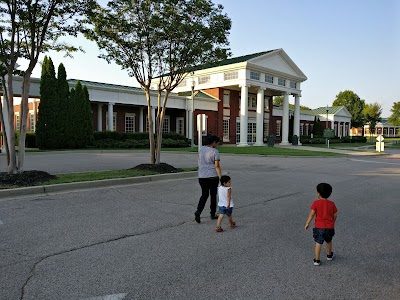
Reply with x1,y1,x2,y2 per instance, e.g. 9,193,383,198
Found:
0,151,399,300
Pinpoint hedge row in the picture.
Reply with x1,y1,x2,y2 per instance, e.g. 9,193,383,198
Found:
299,135,367,144
93,131,187,141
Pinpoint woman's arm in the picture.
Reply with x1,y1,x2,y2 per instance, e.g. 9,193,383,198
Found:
214,160,222,178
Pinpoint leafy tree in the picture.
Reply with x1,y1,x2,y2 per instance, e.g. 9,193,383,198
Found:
0,0,96,173
312,116,323,136
85,0,231,164
65,81,93,148
273,95,310,110
364,102,382,141
333,90,365,131
56,63,70,147
36,56,59,149
388,102,400,126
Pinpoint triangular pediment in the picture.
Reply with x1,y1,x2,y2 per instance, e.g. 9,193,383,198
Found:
248,49,307,80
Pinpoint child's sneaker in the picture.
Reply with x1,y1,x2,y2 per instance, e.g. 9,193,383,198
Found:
215,227,223,232
327,252,334,261
313,259,321,266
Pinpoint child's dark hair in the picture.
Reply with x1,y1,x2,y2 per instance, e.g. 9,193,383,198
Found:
220,175,231,185
205,135,220,145
317,183,332,198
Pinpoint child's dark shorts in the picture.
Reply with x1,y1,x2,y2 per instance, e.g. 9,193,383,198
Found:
218,206,233,216
313,228,335,244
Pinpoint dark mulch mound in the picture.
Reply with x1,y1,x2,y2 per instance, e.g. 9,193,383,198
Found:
0,170,56,187
131,163,180,173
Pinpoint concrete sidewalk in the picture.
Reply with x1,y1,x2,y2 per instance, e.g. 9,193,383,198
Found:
275,144,385,156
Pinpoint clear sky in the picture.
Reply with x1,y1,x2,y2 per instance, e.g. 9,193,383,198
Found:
27,0,400,116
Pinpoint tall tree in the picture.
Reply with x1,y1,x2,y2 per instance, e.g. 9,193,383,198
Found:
0,0,96,173
333,90,366,131
273,96,284,106
36,56,58,149
363,102,382,141
85,0,231,164
56,63,70,148
388,102,400,126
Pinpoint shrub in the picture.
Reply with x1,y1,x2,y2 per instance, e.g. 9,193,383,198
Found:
26,133,37,148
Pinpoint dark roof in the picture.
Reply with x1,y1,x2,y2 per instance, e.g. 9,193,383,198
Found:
67,79,143,92
189,50,276,72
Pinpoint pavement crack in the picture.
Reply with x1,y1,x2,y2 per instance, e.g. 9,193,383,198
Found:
239,192,303,209
19,220,188,300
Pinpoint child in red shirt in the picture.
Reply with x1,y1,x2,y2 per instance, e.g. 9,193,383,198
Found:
305,183,338,266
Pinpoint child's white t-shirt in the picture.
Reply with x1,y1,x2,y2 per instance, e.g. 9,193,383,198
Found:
218,186,234,207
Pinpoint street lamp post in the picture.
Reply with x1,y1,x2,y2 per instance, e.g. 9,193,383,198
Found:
190,80,195,148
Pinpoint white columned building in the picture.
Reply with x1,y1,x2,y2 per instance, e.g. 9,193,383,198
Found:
239,84,249,146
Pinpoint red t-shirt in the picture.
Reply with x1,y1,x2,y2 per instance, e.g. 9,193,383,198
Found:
311,199,338,229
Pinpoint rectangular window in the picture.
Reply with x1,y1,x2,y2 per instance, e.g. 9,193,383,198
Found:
29,112,35,132
162,116,170,134
276,120,281,136
247,122,256,143
278,78,286,86
250,71,260,81
223,91,230,107
125,113,136,133
265,75,274,84
106,113,117,131
223,118,229,142
224,71,238,81
263,120,269,142
236,121,240,144
248,96,257,109
199,76,210,84
264,96,270,110
176,117,184,135
305,124,309,136
290,81,297,89
300,123,304,136
15,113,20,131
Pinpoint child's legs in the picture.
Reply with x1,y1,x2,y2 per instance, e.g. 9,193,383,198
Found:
326,241,333,254
216,214,224,228
227,215,234,225
314,243,322,260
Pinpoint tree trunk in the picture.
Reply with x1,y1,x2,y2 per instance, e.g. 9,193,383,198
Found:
1,76,11,166
155,91,170,165
145,90,155,164
6,72,17,174
17,72,32,173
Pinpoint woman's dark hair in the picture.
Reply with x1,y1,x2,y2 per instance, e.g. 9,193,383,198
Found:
220,175,231,185
317,183,332,198
205,135,220,145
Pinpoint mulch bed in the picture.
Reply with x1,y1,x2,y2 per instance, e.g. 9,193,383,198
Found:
0,170,57,187
131,163,180,173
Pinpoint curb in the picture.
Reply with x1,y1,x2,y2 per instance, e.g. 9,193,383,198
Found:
0,171,198,200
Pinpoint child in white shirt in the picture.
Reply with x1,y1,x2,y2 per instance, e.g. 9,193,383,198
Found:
215,175,236,232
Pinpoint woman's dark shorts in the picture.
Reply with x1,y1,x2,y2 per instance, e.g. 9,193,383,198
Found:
313,228,335,244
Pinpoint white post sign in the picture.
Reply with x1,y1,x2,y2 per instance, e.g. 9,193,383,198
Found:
197,114,206,150
376,135,384,152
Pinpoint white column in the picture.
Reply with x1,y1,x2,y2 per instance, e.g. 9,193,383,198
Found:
107,102,114,131
185,109,189,139
97,103,103,131
151,106,156,133
293,94,301,145
255,87,265,146
280,92,290,145
1,97,10,154
239,84,248,146
139,107,144,132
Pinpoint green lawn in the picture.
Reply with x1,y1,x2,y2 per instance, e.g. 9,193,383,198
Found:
162,146,343,156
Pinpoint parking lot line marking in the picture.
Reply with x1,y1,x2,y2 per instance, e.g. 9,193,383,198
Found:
350,159,400,165
83,293,128,300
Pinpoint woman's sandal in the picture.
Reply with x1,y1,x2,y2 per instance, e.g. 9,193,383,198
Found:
215,227,223,232
230,222,236,228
